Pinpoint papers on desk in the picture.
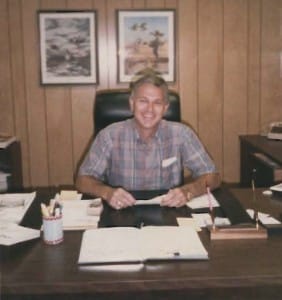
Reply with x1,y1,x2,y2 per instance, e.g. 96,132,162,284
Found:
61,199,103,230
0,223,40,246
192,213,231,228
187,193,220,210
0,192,39,246
54,190,82,201
78,226,208,265
246,209,281,225
0,192,36,224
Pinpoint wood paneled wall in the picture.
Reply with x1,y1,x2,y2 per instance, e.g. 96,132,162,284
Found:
0,0,281,188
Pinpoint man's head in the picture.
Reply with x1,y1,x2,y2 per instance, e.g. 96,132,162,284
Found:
129,69,169,139
129,69,169,102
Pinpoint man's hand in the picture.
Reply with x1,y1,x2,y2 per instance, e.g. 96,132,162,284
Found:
160,188,188,207
107,188,136,210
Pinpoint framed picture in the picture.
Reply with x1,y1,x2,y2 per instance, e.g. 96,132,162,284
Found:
116,9,176,83
38,11,98,85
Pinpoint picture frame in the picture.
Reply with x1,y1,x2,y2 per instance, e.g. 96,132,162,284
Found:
38,11,98,85
116,9,176,83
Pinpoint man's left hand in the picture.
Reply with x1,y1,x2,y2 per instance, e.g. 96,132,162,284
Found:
160,188,187,207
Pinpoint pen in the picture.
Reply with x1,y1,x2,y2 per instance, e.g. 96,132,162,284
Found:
41,203,50,218
53,201,63,217
251,168,259,230
206,183,215,230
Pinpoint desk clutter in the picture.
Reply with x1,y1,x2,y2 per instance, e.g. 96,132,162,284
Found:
1,186,282,262
40,191,103,245
0,190,103,246
43,191,103,231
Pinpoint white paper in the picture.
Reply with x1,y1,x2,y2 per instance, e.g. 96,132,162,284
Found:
270,183,282,192
246,209,281,225
0,192,36,225
55,190,82,201
61,199,102,230
135,195,164,205
177,217,201,231
0,223,40,246
187,193,220,210
192,213,230,228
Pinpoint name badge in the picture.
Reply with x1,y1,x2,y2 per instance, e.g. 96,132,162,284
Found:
162,156,177,168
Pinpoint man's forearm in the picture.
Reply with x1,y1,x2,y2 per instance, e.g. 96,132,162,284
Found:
181,172,221,200
75,175,114,201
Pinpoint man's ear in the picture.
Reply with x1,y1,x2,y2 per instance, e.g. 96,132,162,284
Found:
163,102,170,114
129,97,134,112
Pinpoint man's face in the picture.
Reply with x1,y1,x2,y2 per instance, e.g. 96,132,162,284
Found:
129,83,169,134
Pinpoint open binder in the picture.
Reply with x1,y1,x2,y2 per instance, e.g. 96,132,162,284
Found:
78,226,208,265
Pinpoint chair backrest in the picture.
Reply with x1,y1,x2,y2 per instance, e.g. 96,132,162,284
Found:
94,89,181,136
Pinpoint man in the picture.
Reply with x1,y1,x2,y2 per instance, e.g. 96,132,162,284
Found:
76,69,221,209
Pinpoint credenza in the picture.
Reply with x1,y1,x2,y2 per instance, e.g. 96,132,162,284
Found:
240,135,282,187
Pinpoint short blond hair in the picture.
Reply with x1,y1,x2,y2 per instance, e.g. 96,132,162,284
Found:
129,68,169,103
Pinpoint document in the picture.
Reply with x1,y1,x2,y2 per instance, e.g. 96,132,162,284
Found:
0,192,36,224
191,213,231,228
135,195,164,205
78,226,208,265
246,209,281,225
134,193,219,208
0,223,40,246
55,190,82,200
187,193,220,210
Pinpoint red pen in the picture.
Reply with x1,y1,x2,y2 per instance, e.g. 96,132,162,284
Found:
206,184,215,230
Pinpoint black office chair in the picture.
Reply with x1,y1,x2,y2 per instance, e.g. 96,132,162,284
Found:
93,89,181,136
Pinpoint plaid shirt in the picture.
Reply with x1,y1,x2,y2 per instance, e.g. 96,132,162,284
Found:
79,119,216,190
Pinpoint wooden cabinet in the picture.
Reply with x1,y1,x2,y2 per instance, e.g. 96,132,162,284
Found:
0,141,23,191
239,135,282,187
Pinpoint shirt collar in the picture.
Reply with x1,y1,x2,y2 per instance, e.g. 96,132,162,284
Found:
129,118,164,142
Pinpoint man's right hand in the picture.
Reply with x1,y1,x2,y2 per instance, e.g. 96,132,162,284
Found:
107,188,136,210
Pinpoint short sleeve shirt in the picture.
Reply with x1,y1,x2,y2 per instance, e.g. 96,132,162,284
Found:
78,119,217,190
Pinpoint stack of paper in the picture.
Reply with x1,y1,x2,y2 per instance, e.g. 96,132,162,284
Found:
60,198,103,230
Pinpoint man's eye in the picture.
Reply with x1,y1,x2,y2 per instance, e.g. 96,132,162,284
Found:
138,99,148,103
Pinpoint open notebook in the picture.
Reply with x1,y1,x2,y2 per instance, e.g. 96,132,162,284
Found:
78,226,208,265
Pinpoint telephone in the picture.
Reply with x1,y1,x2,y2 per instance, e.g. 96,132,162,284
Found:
267,122,282,140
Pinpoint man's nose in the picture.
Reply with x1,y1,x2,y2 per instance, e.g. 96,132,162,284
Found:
146,101,154,112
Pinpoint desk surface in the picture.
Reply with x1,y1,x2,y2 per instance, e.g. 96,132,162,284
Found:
2,188,282,300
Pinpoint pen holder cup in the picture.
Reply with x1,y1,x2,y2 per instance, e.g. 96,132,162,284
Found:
42,215,63,245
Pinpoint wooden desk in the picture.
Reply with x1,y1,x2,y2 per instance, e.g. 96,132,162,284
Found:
2,188,282,300
240,135,282,187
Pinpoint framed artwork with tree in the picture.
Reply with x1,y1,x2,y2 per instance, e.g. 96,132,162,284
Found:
116,10,176,83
